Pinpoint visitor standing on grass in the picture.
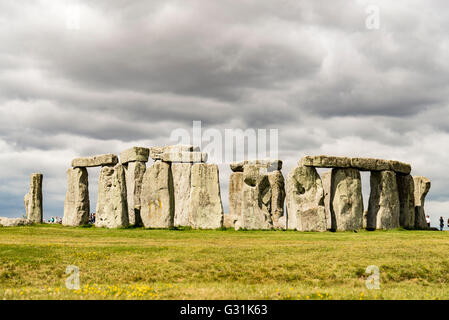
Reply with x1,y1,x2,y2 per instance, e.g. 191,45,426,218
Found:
426,215,431,228
440,217,444,231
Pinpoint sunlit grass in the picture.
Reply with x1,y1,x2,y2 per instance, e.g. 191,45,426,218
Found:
0,224,448,300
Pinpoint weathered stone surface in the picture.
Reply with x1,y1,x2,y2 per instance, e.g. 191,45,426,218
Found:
268,170,285,225
230,160,283,172
300,155,351,168
150,145,200,160
124,161,146,226
140,160,174,228
172,163,193,227
330,168,364,231
223,214,238,228
0,217,33,227
189,164,224,229
397,174,415,229
413,176,431,230
229,172,243,218
63,168,89,226
96,164,129,228
72,154,118,168
321,171,333,230
367,171,400,230
286,166,326,231
160,152,208,163
121,147,150,164
24,173,43,224
300,155,411,174
274,215,287,230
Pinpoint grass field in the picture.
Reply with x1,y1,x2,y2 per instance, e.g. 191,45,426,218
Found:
0,224,448,300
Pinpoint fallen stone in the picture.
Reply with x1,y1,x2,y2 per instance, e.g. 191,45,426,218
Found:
286,165,326,231
413,176,431,230
189,163,224,229
124,161,146,226
150,145,200,160
330,168,364,231
367,170,400,230
321,171,333,230
230,160,283,172
120,147,150,164
172,163,193,227
268,170,286,225
140,160,174,228
397,174,415,229
0,217,33,227
96,164,129,228
24,173,43,224
72,154,118,168
63,168,90,226
229,172,244,218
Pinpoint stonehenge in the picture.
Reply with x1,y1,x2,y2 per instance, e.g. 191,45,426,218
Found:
63,168,89,226
414,176,431,229
24,173,43,224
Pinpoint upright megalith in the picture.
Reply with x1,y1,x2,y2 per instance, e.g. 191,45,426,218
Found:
189,163,224,229
172,163,193,227
24,173,43,224
367,171,400,230
63,168,89,226
121,147,149,226
268,170,286,226
321,171,333,230
397,174,415,229
413,176,431,229
140,160,174,228
286,165,326,231
96,164,129,228
330,168,364,231
229,172,244,219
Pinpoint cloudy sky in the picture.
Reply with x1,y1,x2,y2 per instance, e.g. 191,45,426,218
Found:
1,0,448,227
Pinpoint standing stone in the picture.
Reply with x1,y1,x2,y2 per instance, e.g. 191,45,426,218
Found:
268,170,286,227
286,166,326,231
367,170,400,230
96,164,129,228
229,172,243,219
124,161,146,226
63,168,90,226
24,173,43,224
321,171,333,230
413,176,431,230
140,160,174,228
189,163,224,229
330,168,364,231
397,174,415,229
172,163,193,227
239,165,273,230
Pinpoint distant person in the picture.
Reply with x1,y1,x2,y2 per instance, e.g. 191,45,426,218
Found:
426,215,431,228
440,217,444,231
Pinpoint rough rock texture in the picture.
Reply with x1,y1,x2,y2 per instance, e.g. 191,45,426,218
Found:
24,173,43,224
286,166,326,231
124,161,146,226
413,176,431,230
330,168,364,231
223,214,238,228
275,216,287,230
189,164,224,229
120,147,150,164
268,170,286,225
321,171,333,230
172,163,193,227
63,168,90,226
367,171,400,230
96,164,129,228
300,155,411,174
397,174,415,229
0,217,33,227
229,172,243,218
160,152,207,163
230,160,283,172
150,145,200,160
140,160,174,228
72,154,119,168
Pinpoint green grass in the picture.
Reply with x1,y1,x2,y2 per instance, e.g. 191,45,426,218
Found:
0,224,448,300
